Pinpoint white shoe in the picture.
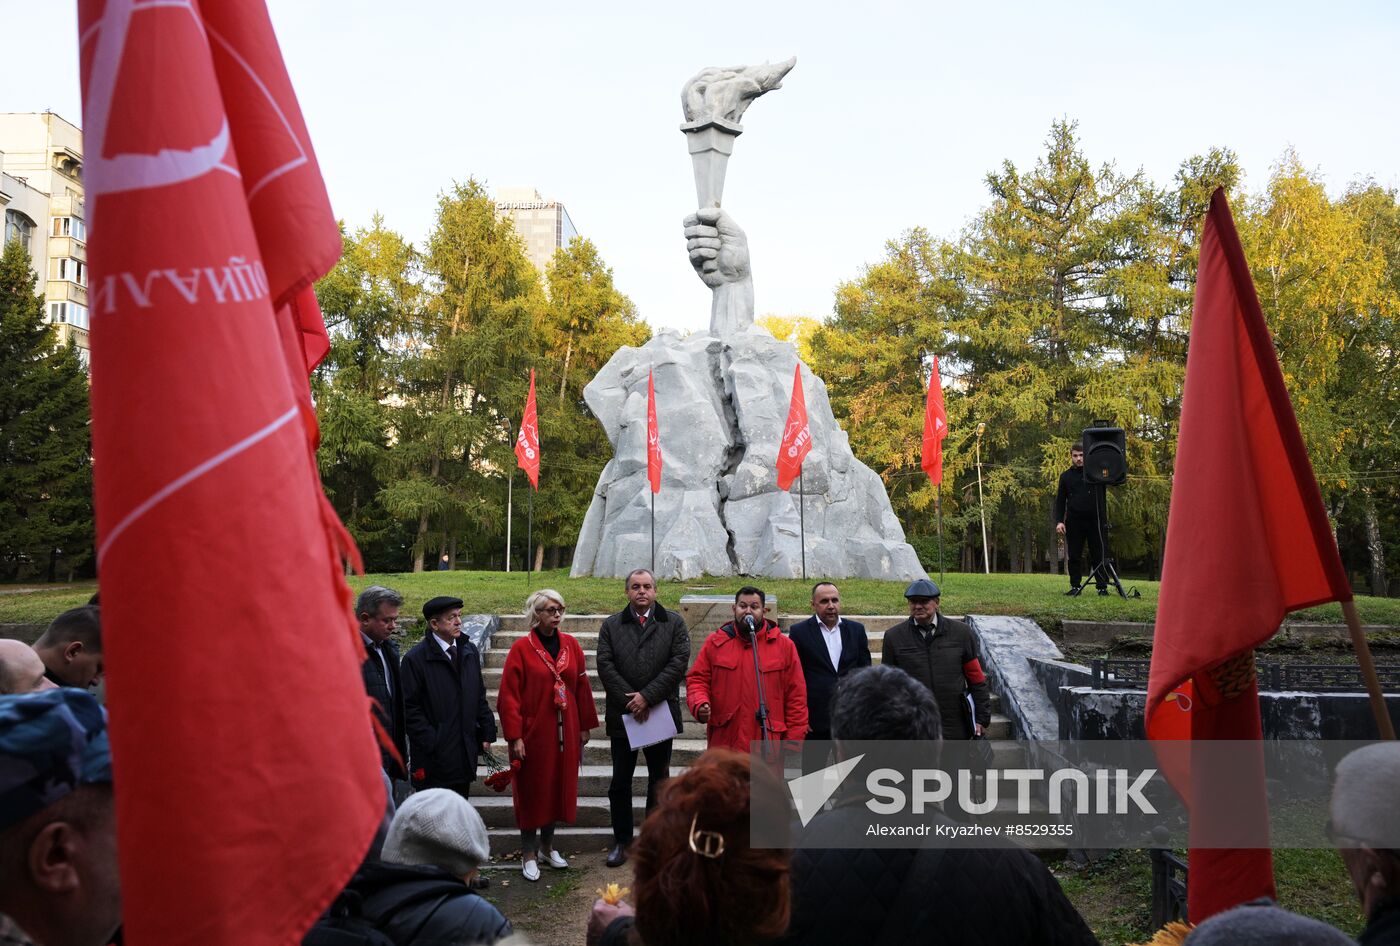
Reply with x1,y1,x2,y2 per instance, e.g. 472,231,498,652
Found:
542,849,569,869
522,859,540,882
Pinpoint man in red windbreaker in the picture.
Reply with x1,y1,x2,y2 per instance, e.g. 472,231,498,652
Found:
686,587,808,753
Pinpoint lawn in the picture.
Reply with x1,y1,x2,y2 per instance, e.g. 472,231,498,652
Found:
4,569,1400,628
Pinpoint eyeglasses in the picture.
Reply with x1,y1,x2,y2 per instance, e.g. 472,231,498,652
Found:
540,606,565,616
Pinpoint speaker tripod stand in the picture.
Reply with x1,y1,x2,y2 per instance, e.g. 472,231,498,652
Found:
1067,484,1137,599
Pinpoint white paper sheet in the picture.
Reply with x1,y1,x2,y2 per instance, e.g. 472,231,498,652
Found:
623,707,681,750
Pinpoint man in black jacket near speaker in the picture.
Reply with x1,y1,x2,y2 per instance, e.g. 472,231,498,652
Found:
1054,442,1106,595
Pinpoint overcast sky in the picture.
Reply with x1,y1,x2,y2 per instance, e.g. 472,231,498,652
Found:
9,0,1399,333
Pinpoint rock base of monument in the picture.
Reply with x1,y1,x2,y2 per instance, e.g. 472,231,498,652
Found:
571,327,926,581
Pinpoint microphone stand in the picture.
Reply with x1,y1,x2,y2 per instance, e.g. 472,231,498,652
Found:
744,618,774,762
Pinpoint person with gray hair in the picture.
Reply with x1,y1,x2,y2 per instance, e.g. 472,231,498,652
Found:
1330,741,1400,945
498,589,599,881
595,567,690,868
357,586,408,783
783,664,1098,946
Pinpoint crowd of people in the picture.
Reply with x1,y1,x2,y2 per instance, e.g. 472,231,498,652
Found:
1,579,1396,946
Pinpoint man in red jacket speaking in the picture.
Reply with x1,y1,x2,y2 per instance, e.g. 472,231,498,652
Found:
686,586,808,754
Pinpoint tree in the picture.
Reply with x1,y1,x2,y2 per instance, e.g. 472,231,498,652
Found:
0,239,92,581
313,216,420,571
531,237,648,567
756,313,821,361
385,180,544,572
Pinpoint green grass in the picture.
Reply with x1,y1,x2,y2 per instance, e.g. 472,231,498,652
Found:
1057,846,1364,944
4,570,1400,628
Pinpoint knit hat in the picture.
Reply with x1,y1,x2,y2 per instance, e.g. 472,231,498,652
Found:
1184,899,1354,945
1331,742,1400,850
0,689,112,830
382,788,490,876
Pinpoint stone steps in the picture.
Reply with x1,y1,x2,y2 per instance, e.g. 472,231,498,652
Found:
486,621,910,655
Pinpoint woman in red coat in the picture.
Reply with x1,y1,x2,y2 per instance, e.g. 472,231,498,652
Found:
498,588,599,881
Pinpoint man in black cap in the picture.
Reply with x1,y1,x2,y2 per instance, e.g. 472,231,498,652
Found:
0,689,121,946
881,579,990,740
401,596,497,802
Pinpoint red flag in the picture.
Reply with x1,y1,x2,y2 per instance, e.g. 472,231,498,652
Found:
1146,189,1351,921
79,1,382,943
647,369,662,494
921,354,948,486
516,369,540,490
777,363,812,490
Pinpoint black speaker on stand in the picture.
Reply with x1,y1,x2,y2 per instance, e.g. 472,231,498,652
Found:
1067,421,1138,599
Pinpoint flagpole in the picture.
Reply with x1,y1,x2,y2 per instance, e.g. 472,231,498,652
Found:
936,491,945,585
1341,600,1398,739
506,472,513,573
526,487,534,584
798,470,807,581
650,490,656,575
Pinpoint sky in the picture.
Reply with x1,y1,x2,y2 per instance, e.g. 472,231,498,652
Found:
7,0,1400,333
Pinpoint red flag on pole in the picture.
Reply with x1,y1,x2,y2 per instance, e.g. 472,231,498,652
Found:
921,354,948,486
79,1,382,942
515,369,540,490
647,369,662,494
1146,189,1352,921
777,363,812,490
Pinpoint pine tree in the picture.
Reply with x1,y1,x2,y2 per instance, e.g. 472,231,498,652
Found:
0,239,93,580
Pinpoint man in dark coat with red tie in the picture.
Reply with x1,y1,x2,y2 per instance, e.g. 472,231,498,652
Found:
401,596,497,800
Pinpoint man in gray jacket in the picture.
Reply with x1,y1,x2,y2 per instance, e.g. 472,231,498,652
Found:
595,568,690,868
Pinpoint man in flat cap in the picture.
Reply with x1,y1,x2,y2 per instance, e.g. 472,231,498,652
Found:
401,597,497,803
1329,742,1400,945
881,579,990,741
0,689,120,946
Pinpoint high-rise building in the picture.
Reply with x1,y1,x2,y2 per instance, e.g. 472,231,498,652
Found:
494,186,578,274
0,112,88,360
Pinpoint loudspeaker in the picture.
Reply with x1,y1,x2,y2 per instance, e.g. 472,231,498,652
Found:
1082,425,1127,486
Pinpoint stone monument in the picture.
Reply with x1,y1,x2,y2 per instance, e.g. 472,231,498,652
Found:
570,60,926,581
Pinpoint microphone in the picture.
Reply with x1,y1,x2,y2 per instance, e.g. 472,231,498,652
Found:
743,614,757,639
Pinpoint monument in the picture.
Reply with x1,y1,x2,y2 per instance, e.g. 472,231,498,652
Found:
570,60,926,581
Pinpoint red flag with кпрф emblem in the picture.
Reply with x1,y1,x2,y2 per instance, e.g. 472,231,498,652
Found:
79,0,383,942
647,368,662,493
777,363,812,490
516,369,540,489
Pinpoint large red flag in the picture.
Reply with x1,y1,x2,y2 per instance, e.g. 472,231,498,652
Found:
79,1,383,943
1147,189,1351,921
921,354,948,486
647,369,662,494
516,369,540,490
777,363,812,490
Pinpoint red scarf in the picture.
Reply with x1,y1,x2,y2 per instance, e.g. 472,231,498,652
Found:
528,631,570,711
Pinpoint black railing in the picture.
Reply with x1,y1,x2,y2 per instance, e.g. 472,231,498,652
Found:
1149,848,1189,927
1091,659,1400,693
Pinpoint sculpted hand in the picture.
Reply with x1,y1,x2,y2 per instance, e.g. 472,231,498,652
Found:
684,208,750,289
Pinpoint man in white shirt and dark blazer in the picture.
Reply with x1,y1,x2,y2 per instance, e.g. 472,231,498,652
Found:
788,581,871,772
